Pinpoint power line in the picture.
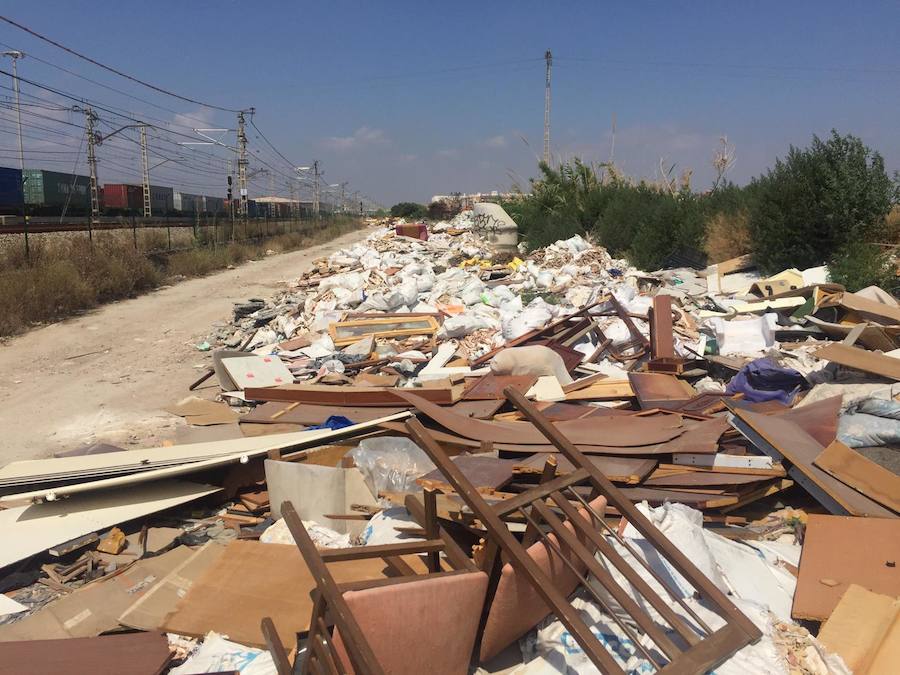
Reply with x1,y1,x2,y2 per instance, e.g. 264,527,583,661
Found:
0,14,243,112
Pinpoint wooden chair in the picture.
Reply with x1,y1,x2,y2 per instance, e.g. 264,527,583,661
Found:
403,386,763,674
263,493,488,675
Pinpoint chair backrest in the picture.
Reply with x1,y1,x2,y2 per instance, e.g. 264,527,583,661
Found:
404,385,763,675
279,494,485,675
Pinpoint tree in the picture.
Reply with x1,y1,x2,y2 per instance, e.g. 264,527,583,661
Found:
748,131,897,273
427,199,460,220
389,202,427,219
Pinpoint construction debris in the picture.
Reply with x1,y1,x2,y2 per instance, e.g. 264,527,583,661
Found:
1,211,898,673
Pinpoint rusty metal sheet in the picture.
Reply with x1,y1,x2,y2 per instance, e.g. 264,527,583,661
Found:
462,374,538,400
396,391,685,447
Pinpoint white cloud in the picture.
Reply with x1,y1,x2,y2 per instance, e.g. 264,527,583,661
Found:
322,126,389,151
436,148,459,159
483,135,507,148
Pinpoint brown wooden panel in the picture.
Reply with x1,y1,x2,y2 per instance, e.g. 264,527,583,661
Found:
462,374,538,400
0,632,171,675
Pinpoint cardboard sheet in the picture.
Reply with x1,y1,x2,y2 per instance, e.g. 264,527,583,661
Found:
817,584,900,674
792,514,900,621
164,396,239,426
161,540,395,647
0,546,197,641
118,542,228,631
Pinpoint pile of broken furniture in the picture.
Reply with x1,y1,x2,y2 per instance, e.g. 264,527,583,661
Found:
0,218,898,674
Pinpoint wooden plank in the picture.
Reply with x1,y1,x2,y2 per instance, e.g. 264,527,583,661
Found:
462,374,538,400
793,514,900,621
328,315,438,346
563,380,634,401
813,343,900,381
417,455,516,493
628,372,696,410
0,632,171,675
731,409,897,518
244,383,462,406
814,441,900,513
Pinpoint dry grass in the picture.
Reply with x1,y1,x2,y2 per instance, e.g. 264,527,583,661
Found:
0,218,362,337
704,209,752,263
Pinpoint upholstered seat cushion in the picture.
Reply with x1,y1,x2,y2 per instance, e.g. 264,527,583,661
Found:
332,570,489,675
478,495,607,663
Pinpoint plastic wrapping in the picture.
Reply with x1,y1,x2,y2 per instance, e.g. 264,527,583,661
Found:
347,437,436,496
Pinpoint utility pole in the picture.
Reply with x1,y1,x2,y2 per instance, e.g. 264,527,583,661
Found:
340,183,346,214
2,51,28,258
84,106,100,239
543,49,552,166
140,124,152,217
312,160,320,218
237,110,249,221
288,180,297,220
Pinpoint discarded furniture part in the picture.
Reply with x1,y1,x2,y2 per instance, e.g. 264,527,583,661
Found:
729,407,897,518
804,315,900,352
648,294,676,359
0,631,172,675
813,440,900,513
628,372,696,410
242,401,408,425
244,383,463,406
395,221,428,240
276,497,487,675
562,379,634,401
816,584,900,674
815,288,900,325
813,342,900,381
0,481,220,570
394,391,686,447
405,388,762,674
328,315,439,347
792,514,900,621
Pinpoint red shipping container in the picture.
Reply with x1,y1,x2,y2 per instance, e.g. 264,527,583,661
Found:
102,184,142,210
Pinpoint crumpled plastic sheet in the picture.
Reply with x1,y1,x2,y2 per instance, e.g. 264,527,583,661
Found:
258,518,351,548
347,436,436,496
168,631,277,675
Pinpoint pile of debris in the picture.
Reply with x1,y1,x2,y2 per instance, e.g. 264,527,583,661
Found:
0,210,897,674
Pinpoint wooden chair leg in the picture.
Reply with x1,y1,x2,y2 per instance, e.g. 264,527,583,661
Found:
261,615,294,675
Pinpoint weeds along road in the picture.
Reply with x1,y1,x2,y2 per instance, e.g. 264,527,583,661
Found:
0,226,372,464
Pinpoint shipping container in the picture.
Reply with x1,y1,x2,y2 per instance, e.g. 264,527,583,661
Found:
24,169,90,209
201,195,224,214
0,166,23,214
174,191,201,213
102,183,142,211
149,185,174,213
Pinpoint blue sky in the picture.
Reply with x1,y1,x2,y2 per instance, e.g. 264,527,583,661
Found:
1,2,898,205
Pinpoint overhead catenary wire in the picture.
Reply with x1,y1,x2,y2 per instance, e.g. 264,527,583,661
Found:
0,14,243,112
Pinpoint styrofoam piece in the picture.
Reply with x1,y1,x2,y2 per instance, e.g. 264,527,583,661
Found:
221,355,293,390
0,480,221,569
0,594,27,617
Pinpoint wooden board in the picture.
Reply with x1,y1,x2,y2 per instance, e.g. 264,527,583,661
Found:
161,540,397,647
417,455,516,494
813,343,900,381
628,372,696,410
328,315,439,346
814,440,900,513
0,632,171,675
792,514,900,621
462,373,537,400
241,401,408,425
244,383,463,406
731,409,897,518
564,380,634,401
513,453,657,484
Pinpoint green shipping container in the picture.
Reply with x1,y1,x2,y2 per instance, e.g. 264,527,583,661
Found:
24,169,90,208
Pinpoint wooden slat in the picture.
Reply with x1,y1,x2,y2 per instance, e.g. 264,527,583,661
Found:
492,467,590,518
813,440,900,513
318,540,445,562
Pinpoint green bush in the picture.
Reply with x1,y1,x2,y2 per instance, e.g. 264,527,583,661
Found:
828,242,897,294
389,202,427,219
748,130,898,273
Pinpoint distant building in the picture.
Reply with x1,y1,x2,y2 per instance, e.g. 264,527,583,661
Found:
430,191,523,209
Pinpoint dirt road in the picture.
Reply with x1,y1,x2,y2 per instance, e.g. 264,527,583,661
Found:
0,227,371,464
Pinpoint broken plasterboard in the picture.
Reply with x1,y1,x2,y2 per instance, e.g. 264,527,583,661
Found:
0,481,220,569
672,453,774,470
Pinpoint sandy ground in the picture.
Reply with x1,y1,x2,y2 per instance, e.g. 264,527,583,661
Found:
0,227,371,464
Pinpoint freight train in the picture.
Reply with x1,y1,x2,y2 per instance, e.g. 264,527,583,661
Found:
0,166,235,218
